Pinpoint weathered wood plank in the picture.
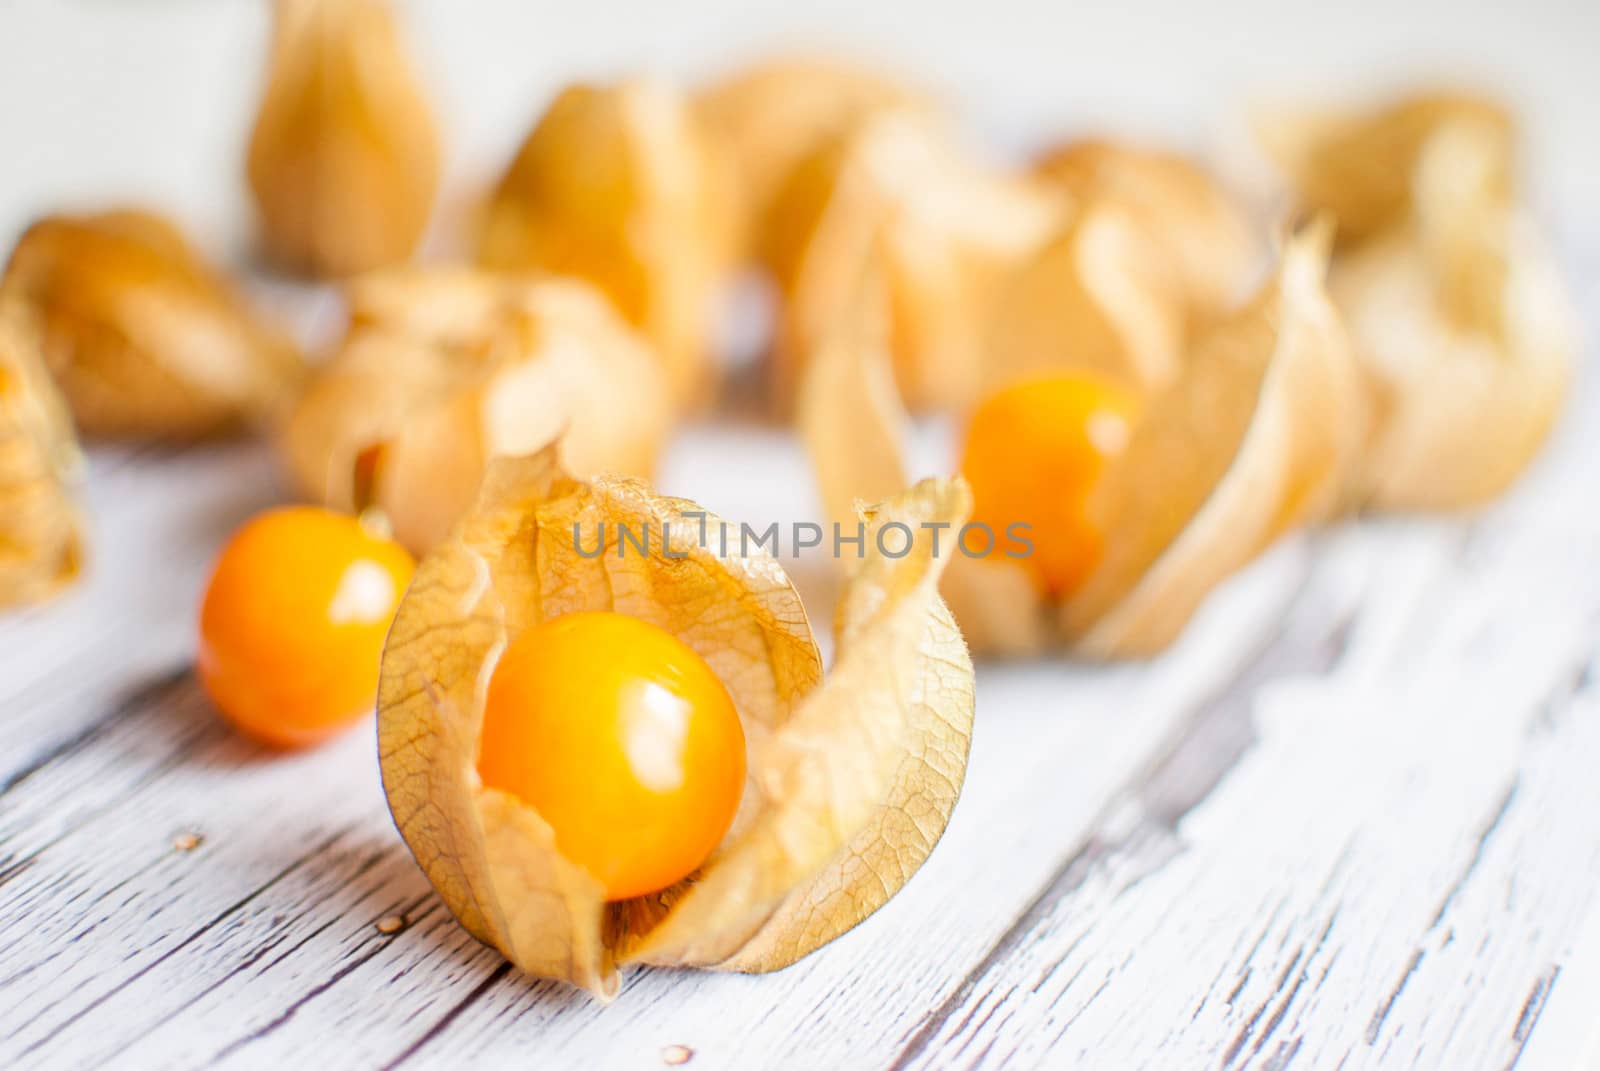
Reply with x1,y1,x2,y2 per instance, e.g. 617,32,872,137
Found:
0,428,1316,1069
1,267,1595,1069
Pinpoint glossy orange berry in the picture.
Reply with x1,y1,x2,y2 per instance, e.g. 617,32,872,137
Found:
477,611,747,901
959,373,1139,598
198,507,414,749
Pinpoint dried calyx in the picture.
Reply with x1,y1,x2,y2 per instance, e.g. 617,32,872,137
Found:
768,110,1064,412
1261,92,1573,511
803,224,1361,658
281,267,674,555
696,55,933,264
1,209,302,439
1032,140,1260,317
478,79,734,407
991,140,1261,395
378,449,975,997
247,0,442,277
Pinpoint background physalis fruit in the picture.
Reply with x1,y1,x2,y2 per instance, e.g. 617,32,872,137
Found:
280,268,674,555
1261,91,1572,512
0,209,303,439
695,54,934,264
377,449,974,998
247,0,442,277
803,223,1361,660
985,198,1189,396
479,611,747,902
766,109,1064,412
1031,138,1260,318
477,79,733,406
198,506,414,749
1060,222,1362,657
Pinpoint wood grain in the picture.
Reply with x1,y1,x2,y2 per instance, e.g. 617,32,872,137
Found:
1,283,1596,1069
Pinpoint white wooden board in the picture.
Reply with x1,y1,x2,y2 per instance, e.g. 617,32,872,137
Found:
3,244,1598,1069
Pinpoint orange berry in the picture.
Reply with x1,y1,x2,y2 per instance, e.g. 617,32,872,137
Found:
197,507,414,749
959,373,1138,598
477,611,746,901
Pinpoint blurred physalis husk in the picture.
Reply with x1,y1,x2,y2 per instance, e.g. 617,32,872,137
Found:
247,0,442,277
804,223,1362,659
477,79,735,408
1030,140,1259,337
281,267,674,555
986,141,1260,401
0,210,304,439
1262,92,1573,511
769,111,1065,413
986,196,1191,398
696,55,935,265
377,447,974,998
1256,92,1514,248
1059,221,1361,657
0,300,86,609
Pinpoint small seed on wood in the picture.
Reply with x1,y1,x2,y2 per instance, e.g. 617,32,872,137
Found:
171,832,203,852
376,914,408,935
661,1044,694,1065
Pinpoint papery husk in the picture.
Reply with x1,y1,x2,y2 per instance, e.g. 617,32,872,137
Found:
281,268,673,554
696,55,933,264
797,271,910,529
0,210,303,439
0,301,84,608
771,111,1064,412
1255,92,1513,248
1269,97,1572,510
377,448,974,996
1033,139,1261,317
478,79,734,406
247,0,441,277
986,197,1188,396
1061,222,1362,657
800,223,1360,659
796,278,1053,657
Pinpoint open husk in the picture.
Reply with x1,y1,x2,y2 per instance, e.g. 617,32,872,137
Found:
803,224,1360,658
992,140,1261,395
247,0,442,277
478,79,734,406
985,197,1189,395
1262,93,1572,511
769,111,1064,412
0,301,84,609
1033,139,1261,316
696,55,933,264
1060,222,1361,657
0,209,303,439
377,448,974,997
281,268,673,555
